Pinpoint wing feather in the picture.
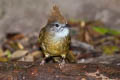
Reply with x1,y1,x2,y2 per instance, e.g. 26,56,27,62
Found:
38,27,46,45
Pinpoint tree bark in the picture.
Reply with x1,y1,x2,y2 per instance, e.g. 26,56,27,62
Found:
0,62,119,80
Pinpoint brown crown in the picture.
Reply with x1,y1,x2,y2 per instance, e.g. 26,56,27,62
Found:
48,5,67,24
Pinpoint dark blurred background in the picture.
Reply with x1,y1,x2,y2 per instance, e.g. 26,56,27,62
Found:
0,0,120,39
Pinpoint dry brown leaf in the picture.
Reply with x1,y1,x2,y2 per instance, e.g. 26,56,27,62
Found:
19,51,43,62
6,32,25,41
0,57,8,62
17,42,24,50
79,21,101,44
0,48,4,57
68,20,101,44
30,50,43,58
19,54,34,62
10,50,28,59
2,40,24,52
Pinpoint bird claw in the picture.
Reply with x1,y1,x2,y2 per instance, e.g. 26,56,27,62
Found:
40,60,45,65
59,59,65,69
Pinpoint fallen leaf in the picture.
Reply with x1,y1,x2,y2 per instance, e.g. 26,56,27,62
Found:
93,26,120,35
19,54,34,62
10,50,28,59
0,48,4,57
6,32,25,41
0,57,8,62
102,45,119,55
2,41,24,52
4,50,12,58
31,50,43,58
16,42,24,50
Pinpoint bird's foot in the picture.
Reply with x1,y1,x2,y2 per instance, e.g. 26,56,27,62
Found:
40,59,46,65
59,59,65,69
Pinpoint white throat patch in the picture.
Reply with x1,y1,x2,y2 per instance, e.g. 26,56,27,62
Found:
55,28,69,38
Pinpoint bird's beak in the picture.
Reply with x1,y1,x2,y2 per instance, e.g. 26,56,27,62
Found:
61,24,71,29
65,24,71,27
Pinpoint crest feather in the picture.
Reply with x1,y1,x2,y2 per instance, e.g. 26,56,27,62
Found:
48,5,67,24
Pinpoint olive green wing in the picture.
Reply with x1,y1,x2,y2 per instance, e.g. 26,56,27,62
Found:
38,27,46,44
66,35,76,63
66,34,71,47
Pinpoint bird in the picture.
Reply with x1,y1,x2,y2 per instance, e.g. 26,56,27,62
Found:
38,5,76,64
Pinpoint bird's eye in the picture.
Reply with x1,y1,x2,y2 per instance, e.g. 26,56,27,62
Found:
55,24,59,27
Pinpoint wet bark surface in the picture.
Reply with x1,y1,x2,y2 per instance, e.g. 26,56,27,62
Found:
0,62,119,80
